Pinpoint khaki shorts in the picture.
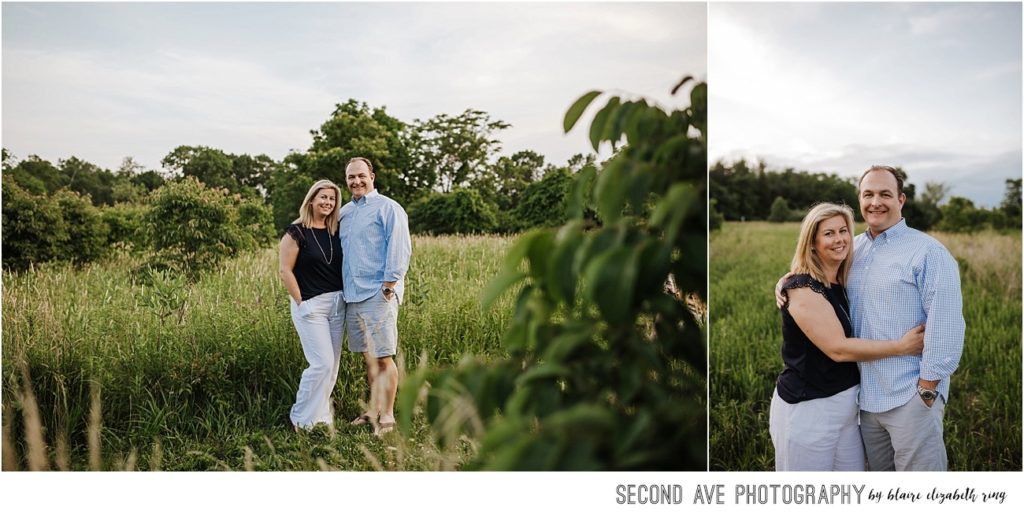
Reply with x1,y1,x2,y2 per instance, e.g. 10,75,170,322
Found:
345,289,399,358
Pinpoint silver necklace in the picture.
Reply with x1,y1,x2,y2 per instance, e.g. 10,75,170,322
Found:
306,226,333,265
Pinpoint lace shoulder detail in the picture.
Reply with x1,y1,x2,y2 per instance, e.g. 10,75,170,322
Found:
783,273,827,297
284,224,307,248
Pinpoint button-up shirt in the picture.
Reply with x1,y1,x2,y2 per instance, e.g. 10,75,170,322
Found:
339,189,411,304
848,218,965,413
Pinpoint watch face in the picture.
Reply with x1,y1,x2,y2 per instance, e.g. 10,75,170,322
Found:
921,390,937,401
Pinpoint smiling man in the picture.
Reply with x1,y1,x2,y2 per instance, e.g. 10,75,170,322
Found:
339,157,411,435
848,165,965,471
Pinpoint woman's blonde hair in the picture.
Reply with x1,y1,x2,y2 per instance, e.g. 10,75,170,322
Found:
293,179,342,236
790,202,855,286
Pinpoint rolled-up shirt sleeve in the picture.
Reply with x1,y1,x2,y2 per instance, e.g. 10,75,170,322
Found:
919,245,965,381
382,202,411,282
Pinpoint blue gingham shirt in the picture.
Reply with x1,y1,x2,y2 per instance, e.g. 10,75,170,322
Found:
848,218,965,412
339,189,411,304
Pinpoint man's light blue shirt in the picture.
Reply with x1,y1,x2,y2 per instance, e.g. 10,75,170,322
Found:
339,189,411,304
848,218,965,413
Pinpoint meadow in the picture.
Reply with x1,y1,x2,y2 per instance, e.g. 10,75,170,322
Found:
709,221,1022,471
2,235,516,471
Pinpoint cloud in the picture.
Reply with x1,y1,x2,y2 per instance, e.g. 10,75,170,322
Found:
3,2,706,171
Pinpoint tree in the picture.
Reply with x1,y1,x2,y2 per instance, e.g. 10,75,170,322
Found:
915,181,949,230
307,99,417,204
143,177,267,279
161,146,240,193
477,149,547,211
936,196,987,233
506,167,573,231
3,155,64,195
53,189,109,265
410,109,511,193
407,189,499,235
1,181,69,271
61,156,118,206
999,178,1022,229
768,196,791,222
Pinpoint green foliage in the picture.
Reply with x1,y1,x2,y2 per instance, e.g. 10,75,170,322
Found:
476,150,547,212
308,99,416,205
236,197,277,249
163,146,237,195
408,189,498,235
710,160,857,221
406,78,707,470
506,167,573,231
60,157,117,206
143,177,268,279
936,196,989,233
410,109,511,194
3,154,67,196
998,178,1022,230
767,196,791,223
3,153,163,209
1,181,69,271
101,202,149,251
53,190,110,265
709,198,725,232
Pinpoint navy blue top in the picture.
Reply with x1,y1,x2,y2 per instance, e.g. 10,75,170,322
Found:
776,274,859,404
285,224,343,301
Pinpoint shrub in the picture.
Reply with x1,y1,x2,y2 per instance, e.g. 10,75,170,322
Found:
101,202,150,251
709,198,725,231
53,189,109,265
143,177,248,279
508,168,573,231
236,197,277,250
1,181,69,271
408,189,498,235
767,196,791,223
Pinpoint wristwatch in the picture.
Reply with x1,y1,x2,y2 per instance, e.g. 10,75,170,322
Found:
917,385,938,402
383,286,394,296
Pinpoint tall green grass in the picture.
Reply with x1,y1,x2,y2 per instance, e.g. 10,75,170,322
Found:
710,221,1022,471
2,235,515,470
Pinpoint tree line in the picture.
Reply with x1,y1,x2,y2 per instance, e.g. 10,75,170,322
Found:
2,100,596,273
710,159,1022,233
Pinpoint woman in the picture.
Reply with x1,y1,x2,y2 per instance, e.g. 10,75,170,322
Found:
769,202,923,471
279,179,345,430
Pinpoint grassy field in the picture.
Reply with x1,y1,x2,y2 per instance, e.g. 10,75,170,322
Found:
709,221,1022,471
2,235,516,471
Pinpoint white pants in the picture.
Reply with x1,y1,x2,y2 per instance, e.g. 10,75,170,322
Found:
289,291,345,428
769,385,865,471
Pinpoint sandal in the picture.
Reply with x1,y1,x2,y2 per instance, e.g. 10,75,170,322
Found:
350,414,373,426
375,421,395,436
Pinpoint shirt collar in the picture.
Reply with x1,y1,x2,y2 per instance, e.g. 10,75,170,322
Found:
866,217,908,242
351,189,380,205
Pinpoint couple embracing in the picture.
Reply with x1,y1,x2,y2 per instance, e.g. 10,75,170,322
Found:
278,157,411,435
770,165,965,472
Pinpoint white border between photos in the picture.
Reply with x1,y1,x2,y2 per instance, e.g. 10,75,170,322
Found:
2,471,1023,512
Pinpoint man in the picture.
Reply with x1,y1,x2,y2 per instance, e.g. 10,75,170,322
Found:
776,165,964,471
339,157,411,435
850,165,964,471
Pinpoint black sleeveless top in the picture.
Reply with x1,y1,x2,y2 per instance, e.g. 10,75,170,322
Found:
776,274,859,404
285,224,343,301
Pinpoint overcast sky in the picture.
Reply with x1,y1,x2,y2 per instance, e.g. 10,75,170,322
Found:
2,2,706,176
710,2,1021,208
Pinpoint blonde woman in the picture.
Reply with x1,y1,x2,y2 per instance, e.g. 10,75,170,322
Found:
769,203,924,471
279,179,345,430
